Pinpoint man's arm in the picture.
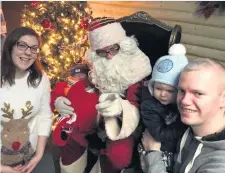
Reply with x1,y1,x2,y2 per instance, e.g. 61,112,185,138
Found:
145,151,168,173
196,154,225,173
142,130,168,173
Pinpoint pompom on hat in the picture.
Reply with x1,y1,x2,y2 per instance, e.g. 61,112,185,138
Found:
88,17,127,51
148,44,189,95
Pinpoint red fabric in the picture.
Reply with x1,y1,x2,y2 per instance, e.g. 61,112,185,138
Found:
52,117,72,146
51,80,141,172
89,17,116,31
67,80,99,140
97,83,141,173
126,83,141,108
50,82,67,111
100,136,134,173
52,79,99,147
60,137,86,165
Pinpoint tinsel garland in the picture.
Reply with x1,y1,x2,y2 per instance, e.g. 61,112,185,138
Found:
196,1,225,19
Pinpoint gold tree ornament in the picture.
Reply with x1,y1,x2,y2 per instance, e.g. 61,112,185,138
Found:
21,2,93,87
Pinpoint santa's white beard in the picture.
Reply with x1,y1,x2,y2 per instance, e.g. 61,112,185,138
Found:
89,48,151,94
90,51,130,94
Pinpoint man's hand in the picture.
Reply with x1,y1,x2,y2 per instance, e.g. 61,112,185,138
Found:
1,164,22,173
20,154,42,173
54,96,74,117
96,93,122,117
142,129,161,151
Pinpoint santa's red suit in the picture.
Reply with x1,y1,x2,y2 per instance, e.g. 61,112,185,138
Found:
51,79,141,173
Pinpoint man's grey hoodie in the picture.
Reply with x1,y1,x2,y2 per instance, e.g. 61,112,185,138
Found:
145,127,225,173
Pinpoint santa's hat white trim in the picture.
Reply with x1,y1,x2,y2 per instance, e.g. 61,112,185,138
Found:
89,22,126,51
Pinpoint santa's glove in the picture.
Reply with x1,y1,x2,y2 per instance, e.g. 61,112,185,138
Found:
96,93,122,117
54,96,74,118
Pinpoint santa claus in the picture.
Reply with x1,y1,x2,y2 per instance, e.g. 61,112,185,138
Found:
87,17,151,141
52,17,152,173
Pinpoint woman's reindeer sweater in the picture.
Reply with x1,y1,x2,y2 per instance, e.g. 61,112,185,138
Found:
0,72,52,165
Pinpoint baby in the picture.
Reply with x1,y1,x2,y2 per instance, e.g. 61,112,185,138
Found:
140,44,188,172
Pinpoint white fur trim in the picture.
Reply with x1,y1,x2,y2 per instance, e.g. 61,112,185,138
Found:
104,100,140,140
89,22,126,50
120,36,138,54
90,157,101,173
124,46,151,86
60,149,87,173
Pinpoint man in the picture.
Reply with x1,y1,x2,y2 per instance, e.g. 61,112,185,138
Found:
142,58,225,173
53,17,152,173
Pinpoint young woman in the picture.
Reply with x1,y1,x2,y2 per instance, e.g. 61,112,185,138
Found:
0,27,55,173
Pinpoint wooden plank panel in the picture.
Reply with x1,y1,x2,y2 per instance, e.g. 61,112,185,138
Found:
184,44,225,62
89,1,225,16
181,33,225,51
161,20,225,40
88,3,133,18
88,1,225,65
89,1,197,13
88,3,225,28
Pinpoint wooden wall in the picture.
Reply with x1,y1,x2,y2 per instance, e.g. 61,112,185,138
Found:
88,1,225,65
2,1,29,33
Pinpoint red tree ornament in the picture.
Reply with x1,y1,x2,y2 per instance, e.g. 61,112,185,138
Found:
41,19,52,29
31,1,40,7
80,18,89,30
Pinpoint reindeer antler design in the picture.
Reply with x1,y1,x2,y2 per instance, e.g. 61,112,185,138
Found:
1,102,14,119
21,101,33,119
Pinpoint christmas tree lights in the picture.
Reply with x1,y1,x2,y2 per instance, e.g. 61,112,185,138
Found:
21,1,92,86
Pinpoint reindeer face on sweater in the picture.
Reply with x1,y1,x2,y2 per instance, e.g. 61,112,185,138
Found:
1,101,33,151
1,119,31,150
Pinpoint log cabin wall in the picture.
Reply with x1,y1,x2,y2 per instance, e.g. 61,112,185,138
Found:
88,1,225,65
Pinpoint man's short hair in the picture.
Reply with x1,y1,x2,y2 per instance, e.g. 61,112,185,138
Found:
183,58,224,72
182,58,225,90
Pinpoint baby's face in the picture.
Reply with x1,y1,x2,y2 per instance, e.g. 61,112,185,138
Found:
67,73,87,86
153,82,177,105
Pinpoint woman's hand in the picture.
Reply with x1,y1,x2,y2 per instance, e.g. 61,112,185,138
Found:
1,164,22,173
20,154,42,173
20,136,47,173
142,129,161,151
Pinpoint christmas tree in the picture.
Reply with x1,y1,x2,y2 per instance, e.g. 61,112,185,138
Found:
21,1,92,86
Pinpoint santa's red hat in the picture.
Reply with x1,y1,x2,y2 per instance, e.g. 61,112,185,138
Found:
88,17,126,51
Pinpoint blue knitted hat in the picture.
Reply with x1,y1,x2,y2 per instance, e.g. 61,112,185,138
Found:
148,44,189,95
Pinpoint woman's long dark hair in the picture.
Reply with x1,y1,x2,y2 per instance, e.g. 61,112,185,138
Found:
1,27,43,88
